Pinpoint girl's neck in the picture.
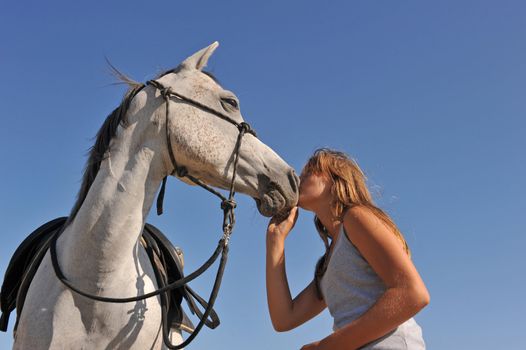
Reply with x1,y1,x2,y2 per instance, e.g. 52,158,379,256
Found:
314,207,342,239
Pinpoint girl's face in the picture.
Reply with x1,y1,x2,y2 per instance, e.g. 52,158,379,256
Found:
298,171,332,211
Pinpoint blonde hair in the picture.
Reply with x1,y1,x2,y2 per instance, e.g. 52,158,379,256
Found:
304,148,410,299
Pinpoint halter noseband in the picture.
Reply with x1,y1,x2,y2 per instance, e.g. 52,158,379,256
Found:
49,78,258,349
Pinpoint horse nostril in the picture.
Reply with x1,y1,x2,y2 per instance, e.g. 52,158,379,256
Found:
288,169,299,194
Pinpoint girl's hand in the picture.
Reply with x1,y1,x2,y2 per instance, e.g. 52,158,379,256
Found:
300,340,321,350
266,206,299,242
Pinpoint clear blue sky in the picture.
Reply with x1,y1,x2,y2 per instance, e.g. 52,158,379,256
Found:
1,1,525,349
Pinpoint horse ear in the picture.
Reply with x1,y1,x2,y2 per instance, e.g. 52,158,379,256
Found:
181,41,219,71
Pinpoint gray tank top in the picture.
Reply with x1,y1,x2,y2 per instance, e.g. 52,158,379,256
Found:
320,226,426,349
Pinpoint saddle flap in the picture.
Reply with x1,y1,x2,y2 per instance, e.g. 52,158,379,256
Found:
0,217,67,332
1,218,219,336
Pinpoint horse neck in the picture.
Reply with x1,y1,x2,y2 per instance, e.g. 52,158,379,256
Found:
58,110,169,286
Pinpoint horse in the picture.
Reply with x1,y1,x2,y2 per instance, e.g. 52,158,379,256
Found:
10,42,299,349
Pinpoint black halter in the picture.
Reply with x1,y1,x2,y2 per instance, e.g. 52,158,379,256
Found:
49,78,257,349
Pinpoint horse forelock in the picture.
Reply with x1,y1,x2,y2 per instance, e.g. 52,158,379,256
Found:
157,66,221,85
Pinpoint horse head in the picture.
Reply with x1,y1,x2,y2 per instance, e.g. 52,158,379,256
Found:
143,42,299,217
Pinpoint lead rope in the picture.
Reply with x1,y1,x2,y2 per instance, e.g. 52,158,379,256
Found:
49,79,256,350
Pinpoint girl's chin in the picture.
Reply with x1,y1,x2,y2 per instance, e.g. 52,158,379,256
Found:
297,198,312,211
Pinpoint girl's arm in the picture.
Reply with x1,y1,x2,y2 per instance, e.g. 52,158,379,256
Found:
266,207,327,332
304,206,430,350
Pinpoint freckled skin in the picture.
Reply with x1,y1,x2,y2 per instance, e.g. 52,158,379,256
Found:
157,63,298,203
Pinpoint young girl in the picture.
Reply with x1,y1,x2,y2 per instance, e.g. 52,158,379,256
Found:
266,149,429,349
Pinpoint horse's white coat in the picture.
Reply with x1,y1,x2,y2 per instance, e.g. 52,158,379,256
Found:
13,42,298,349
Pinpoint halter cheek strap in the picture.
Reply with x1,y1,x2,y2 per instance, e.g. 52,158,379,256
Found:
147,79,257,219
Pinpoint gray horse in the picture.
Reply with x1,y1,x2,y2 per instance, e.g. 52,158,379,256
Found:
13,42,298,349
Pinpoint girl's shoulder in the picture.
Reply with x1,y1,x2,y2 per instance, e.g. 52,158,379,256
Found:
342,206,397,253
343,206,384,235
345,205,373,218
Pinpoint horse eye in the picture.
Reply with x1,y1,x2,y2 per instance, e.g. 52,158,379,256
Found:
222,98,238,109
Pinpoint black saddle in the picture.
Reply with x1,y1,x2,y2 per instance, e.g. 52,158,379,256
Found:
0,217,219,334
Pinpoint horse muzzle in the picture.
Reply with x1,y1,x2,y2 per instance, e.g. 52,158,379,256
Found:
255,170,299,217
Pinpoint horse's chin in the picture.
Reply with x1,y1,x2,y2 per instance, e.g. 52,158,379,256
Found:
254,192,288,217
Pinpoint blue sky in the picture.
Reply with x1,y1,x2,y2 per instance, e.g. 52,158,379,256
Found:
1,1,525,349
